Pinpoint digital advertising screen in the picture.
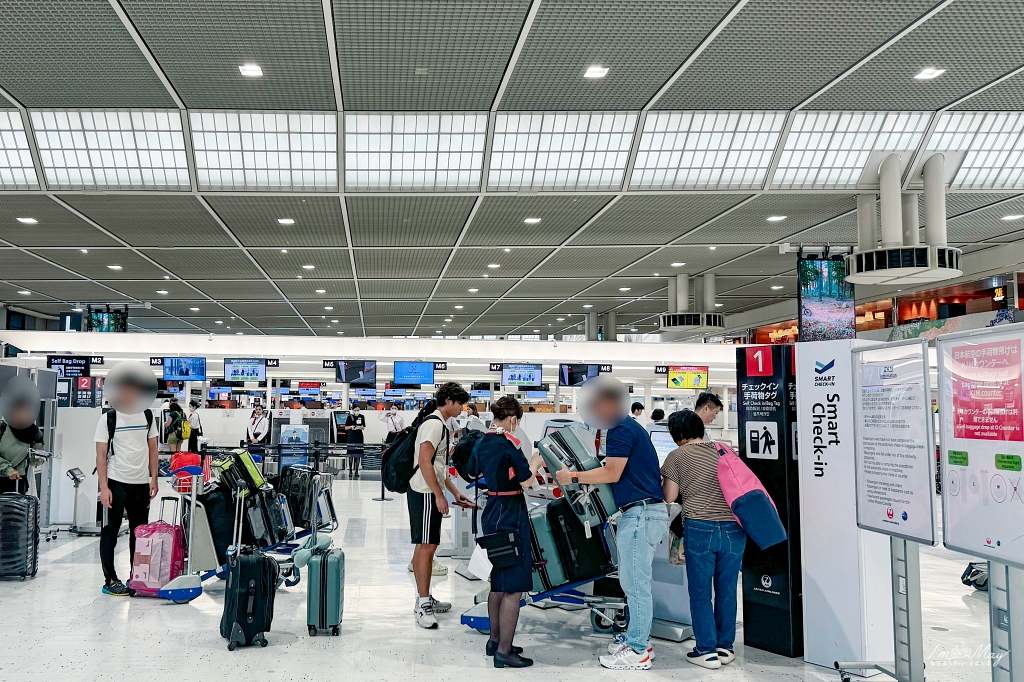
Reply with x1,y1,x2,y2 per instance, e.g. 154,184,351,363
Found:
502,363,543,387
559,363,599,387
162,357,207,381
470,390,491,398
667,365,709,389
337,360,377,385
394,361,434,386
223,357,266,382
798,256,856,342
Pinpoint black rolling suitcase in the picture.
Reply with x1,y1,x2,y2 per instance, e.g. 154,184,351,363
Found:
196,484,235,565
547,498,613,583
279,465,316,529
0,493,39,579
244,486,290,548
221,485,280,650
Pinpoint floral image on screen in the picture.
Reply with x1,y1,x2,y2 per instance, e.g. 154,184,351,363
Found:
798,257,855,341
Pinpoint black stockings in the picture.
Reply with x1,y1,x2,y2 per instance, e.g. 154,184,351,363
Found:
487,591,522,654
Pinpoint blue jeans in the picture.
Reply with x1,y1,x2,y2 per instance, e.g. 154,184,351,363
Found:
683,518,746,654
616,502,669,653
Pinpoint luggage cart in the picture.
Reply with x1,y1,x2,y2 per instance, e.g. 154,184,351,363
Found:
159,463,204,604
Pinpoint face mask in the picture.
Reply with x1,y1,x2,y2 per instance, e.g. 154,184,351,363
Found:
352,409,360,415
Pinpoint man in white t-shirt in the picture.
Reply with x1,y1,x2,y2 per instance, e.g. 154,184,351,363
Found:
408,382,474,629
94,399,160,597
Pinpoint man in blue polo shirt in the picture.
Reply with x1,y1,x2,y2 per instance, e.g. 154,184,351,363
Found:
556,379,668,670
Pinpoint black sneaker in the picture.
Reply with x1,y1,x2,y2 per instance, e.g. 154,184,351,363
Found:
102,580,131,597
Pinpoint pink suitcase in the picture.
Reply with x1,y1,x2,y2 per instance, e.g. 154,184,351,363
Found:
131,497,185,597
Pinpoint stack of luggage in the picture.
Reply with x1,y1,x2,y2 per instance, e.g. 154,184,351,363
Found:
212,450,292,548
529,426,616,593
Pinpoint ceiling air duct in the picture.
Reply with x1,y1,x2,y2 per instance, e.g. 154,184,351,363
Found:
660,273,725,332
844,153,962,285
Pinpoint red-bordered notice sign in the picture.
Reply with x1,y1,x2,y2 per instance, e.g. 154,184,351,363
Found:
951,339,1024,442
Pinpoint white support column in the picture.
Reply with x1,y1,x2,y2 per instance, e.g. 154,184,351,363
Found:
902,194,920,246
606,311,617,342
676,275,689,313
667,278,677,313
586,312,598,341
923,153,948,246
703,273,716,313
879,154,904,248
857,194,877,252
642,382,651,418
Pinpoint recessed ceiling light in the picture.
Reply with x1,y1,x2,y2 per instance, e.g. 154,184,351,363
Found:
280,249,288,254
523,218,542,224
487,263,500,269
189,307,200,311
80,249,89,254
302,264,315,270
297,275,302,279
715,303,723,308
709,246,717,250
618,287,631,291
584,65,609,79
311,289,324,295
72,306,83,312
653,272,659,276
106,264,122,270
17,290,30,295
482,274,489,278
16,217,37,224
235,332,244,335
337,331,343,335
325,306,333,310
1002,214,1023,221
331,319,338,323
503,248,511,253
215,320,223,324
771,285,784,290
239,63,263,77
444,318,453,322
226,326,230,329
454,305,464,309
164,275,170,280
556,317,565,321
766,215,787,222
583,304,593,308
156,289,168,294
468,288,478,293
277,218,295,225
671,262,686,267
914,68,945,80
436,330,443,334
631,328,638,332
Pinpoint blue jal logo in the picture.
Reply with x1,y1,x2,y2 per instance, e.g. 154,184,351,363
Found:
815,359,835,374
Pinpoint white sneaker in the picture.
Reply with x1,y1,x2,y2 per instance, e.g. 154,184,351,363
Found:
600,646,653,670
717,648,735,665
428,595,451,613
686,649,721,669
408,560,448,576
414,600,438,629
607,635,654,659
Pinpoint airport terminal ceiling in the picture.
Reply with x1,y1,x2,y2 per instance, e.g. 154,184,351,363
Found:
2,1,1024,339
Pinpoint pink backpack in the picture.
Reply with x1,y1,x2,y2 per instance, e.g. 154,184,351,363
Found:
131,518,185,597
714,442,787,550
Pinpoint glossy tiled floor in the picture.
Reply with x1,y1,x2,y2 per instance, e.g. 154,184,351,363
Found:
1,480,993,681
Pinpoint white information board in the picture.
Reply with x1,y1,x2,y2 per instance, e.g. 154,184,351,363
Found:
937,327,1024,568
852,340,937,545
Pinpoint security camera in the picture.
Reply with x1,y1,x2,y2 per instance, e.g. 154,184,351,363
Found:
208,334,214,342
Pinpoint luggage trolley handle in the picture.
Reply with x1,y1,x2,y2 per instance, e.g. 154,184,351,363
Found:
309,472,328,545
230,480,247,555
158,496,180,524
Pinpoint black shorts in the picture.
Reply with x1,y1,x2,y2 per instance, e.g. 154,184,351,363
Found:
407,490,442,545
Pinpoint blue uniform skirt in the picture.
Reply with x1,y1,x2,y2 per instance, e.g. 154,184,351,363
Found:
482,495,533,594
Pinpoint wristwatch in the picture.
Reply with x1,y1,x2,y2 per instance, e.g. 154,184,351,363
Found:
571,474,580,484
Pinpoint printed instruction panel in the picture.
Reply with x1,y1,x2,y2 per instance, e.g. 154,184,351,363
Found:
854,344,935,544
939,330,1024,566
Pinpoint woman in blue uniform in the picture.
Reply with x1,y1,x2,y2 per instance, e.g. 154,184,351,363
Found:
468,396,544,669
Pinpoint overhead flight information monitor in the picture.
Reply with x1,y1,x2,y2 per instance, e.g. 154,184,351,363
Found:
502,363,542,386
224,358,266,382
559,363,599,387
163,357,207,381
394,361,434,385
337,360,377,385
667,365,709,389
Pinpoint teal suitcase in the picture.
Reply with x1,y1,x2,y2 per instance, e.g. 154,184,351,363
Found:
529,504,567,592
307,547,344,636
537,426,617,529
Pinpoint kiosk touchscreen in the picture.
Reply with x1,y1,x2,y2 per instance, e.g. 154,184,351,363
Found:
649,429,676,466
541,418,576,439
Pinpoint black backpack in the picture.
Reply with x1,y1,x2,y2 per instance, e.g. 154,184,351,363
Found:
106,409,154,456
450,429,485,483
381,415,444,494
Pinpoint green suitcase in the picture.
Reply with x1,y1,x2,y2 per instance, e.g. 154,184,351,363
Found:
307,547,345,636
537,426,617,529
529,504,567,592
233,449,267,491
